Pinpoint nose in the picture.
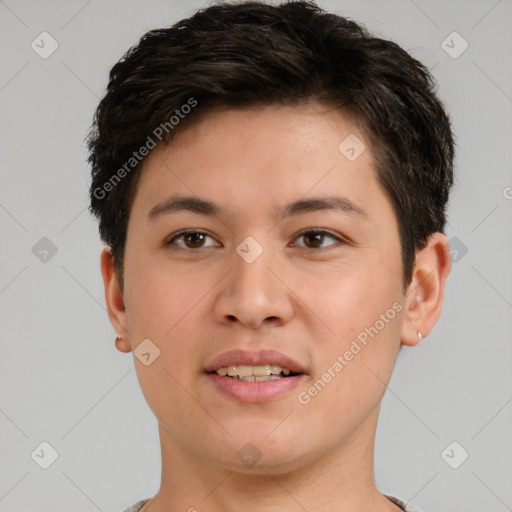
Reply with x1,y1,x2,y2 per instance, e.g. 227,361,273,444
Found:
213,243,294,330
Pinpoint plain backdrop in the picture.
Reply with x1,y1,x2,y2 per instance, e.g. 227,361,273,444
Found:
1,1,511,511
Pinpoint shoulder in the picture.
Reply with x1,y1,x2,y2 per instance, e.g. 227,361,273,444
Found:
120,498,151,512
385,494,425,512
122,496,425,512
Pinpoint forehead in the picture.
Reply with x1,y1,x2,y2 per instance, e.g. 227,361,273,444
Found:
135,103,378,203
171,102,363,159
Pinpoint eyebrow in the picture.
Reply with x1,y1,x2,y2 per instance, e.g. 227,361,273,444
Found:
147,194,368,220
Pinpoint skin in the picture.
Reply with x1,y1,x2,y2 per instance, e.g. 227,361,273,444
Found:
101,102,451,512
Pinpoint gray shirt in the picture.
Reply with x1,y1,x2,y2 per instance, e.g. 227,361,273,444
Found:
121,494,424,511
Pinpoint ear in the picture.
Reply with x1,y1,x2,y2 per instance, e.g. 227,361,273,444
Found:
401,232,452,346
100,247,132,353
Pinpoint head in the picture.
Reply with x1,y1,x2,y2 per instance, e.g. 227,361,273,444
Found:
88,1,453,474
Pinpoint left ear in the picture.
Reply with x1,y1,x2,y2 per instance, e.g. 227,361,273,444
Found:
401,232,452,346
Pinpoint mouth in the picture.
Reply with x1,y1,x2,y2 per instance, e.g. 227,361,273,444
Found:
204,349,307,403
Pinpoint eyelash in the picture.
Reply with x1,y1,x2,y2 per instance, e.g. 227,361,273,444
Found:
164,229,347,251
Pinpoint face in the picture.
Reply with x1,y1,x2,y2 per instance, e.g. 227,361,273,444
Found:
114,103,411,473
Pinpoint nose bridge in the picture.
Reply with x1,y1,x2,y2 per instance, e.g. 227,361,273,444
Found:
234,243,273,295
213,235,293,328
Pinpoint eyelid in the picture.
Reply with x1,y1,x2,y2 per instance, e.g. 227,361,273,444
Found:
291,228,347,248
164,228,348,250
164,229,220,248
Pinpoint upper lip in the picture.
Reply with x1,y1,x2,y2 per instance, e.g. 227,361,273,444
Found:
205,349,307,375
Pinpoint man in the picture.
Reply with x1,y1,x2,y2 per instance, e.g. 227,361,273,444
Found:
88,2,453,510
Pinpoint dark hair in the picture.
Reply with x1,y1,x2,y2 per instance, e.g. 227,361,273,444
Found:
88,0,454,292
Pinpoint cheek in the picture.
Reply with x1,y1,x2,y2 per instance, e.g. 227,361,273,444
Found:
125,261,207,419
293,273,403,435
293,255,400,337
123,254,220,398
124,247,212,339
292,253,403,384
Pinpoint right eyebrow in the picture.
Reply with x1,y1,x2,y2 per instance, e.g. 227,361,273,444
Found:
148,196,221,220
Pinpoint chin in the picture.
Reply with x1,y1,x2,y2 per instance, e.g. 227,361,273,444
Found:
208,432,316,476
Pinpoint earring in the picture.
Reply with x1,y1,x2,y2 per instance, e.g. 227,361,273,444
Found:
115,335,122,344
417,330,423,340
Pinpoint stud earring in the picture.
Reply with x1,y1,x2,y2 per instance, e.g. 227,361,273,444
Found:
417,330,423,340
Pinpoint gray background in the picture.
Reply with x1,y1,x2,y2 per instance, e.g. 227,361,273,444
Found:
1,0,511,511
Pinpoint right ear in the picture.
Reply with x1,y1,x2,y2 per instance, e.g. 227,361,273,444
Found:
100,247,132,353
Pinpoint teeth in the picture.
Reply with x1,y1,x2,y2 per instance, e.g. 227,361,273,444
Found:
253,365,272,377
236,365,253,377
216,364,293,378
270,364,281,375
237,375,282,382
233,375,283,382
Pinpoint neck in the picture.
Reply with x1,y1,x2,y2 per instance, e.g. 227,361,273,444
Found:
142,407,400,512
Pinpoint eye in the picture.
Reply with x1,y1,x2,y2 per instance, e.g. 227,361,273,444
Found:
292,229,345,250
164,230,220,250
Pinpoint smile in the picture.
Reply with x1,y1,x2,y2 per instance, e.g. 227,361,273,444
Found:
215,364,295,381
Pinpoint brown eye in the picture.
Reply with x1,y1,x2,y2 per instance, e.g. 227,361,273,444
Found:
294,230,343,250
183,232,206,248
303,232,325,248
165,230,218,249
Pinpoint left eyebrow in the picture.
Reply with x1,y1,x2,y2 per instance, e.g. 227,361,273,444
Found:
281,196,368,218
147,194,368,221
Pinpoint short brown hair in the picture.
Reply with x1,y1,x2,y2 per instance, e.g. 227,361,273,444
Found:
88,0,455,291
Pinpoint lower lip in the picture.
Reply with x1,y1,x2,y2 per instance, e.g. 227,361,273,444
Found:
206,373,306,403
